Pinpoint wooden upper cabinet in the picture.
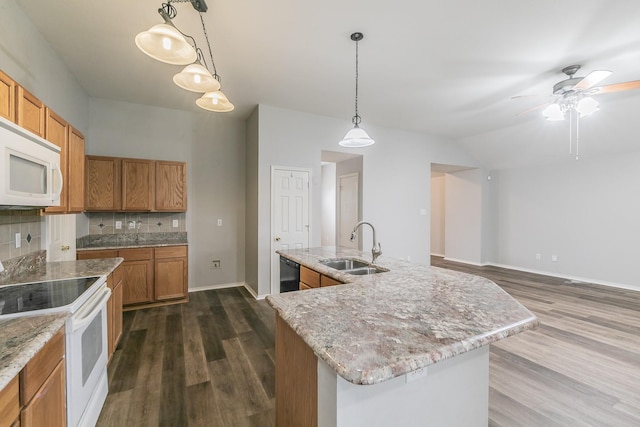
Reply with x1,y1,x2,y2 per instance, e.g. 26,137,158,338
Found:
122,158,154,211
16,86,45,138
85,156,122,211
67,126,85,212
0,70,16,122
44,109,69,214
155,161,187,212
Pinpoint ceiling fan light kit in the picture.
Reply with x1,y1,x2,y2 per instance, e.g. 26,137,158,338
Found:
535,64,640,159
135,0,234,112
339,32,375,148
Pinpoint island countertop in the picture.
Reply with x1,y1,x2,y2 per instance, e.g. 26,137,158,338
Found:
266,247,538,386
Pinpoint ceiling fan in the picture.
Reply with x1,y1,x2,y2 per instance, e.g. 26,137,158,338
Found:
516,65,640,119
516,65,640,159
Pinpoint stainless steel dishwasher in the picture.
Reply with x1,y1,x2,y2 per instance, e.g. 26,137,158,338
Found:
279,256,300,293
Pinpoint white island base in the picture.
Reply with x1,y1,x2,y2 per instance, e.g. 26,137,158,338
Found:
317,346,489,427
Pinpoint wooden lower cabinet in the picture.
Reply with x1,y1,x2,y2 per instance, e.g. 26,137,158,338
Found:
0,376,19,427
154,246,188,301
20,328,66,427
299,265,343,290
77,245,188,310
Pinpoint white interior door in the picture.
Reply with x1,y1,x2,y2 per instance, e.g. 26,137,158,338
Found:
337,173,359,248
46,214,76,261
271,167,310,294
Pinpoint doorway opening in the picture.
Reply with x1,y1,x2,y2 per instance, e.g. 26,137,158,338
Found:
321,151,363,249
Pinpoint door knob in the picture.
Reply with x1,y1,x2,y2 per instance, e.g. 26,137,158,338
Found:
275,237,281,241
61,245,70,251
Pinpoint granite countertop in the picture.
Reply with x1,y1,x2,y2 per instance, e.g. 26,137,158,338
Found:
76,231,188,251
0,257,123,390
267,247,538,386
0,314,68,390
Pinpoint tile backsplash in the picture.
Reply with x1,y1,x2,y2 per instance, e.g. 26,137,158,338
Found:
0,210,43,262
86,212,186,235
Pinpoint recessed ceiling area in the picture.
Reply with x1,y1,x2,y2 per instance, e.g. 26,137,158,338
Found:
15,0,640,168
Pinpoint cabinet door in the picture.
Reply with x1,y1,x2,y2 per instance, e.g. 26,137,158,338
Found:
121,260,153,305
122,159,154,211
155,246,188,301
44,109,68,214
85,156,121,211
16,86,45,138
0,70,15,122
67,127,85,213
20,360,66,427
113,277,124,348
0,375,19,427
155,161,187,212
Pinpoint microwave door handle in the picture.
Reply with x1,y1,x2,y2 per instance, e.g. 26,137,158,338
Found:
52,162,63,201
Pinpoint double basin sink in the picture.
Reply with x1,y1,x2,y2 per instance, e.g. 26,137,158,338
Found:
320,258,388,275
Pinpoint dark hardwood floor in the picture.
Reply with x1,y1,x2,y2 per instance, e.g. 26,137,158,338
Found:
98,262,640,426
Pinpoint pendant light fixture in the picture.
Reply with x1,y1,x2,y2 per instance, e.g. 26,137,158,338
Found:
135,1,234,112
339,32,374,148
135,6,197,65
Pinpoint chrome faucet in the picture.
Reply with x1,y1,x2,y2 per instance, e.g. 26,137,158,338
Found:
350,221,382,263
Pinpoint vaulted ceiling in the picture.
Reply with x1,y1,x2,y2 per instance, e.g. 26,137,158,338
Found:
16,0,640,168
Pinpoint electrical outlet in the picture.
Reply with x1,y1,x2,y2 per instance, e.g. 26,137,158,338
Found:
535,253,541,261
172,219,179,228
551,255,558,262
217,219,222,226
115,221,122,229
211,260,221,269
15,233,21,248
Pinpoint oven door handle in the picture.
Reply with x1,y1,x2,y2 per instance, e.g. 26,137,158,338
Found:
71,287,111,332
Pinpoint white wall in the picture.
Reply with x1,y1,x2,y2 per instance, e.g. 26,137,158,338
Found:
492,151,640,290
444,169,483,265
0,1,89,132
245,108,259,294
86,98,246,290
321,163,336,246
430,174,445,256
254,105,478,296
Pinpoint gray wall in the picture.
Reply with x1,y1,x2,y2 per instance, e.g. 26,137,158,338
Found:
85,98,246,290
245,107,259,295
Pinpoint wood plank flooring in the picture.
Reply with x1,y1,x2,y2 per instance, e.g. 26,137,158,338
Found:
431,256,640,427
98,262,640,426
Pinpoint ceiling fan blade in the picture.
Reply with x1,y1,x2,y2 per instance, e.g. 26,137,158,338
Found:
510,94,545,100
573,70,612,91
593,80,640,94
516,101,553,116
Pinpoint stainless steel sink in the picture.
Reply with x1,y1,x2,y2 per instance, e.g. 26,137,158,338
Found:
343,266,388,275
320,259,370,270
320,258,388,275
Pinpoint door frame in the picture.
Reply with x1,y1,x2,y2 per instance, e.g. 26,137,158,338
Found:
270,165,312,295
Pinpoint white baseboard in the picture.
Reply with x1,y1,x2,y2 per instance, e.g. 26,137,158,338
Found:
188,282,268,300
430,252,445,258
442,257,486,267
444,260,640,293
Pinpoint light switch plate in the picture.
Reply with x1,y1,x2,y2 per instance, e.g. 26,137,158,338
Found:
15,233,21,248
172,220,179,228
217,219,222,226
115,221,122,229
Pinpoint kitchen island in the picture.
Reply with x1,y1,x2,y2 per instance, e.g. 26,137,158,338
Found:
266,247,538,427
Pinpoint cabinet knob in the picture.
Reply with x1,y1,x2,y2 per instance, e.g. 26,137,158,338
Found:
61,245,70,251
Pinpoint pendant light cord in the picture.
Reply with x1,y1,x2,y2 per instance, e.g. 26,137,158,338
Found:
199,12,219,81
353,36,361,126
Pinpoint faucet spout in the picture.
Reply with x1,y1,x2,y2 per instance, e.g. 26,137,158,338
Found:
351,221,382,263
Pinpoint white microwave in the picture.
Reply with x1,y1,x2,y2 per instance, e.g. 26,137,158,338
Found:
0,115,62,208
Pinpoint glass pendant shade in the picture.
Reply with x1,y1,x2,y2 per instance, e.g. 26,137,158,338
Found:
576,97,599,117
542,103,565,121
196,90,235,112
173,63,221,92
135,23,197,65
339,124,375,147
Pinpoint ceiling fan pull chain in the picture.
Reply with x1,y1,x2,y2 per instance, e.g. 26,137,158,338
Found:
575,114,580,160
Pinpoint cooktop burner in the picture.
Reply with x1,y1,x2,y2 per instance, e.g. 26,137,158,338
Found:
0,276,100,317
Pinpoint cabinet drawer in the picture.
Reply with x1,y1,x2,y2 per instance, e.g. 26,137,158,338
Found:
300,266,320,288
299,282,312,291
119,248,153,261
77,249,118,260
20,328,64,405
321,275,342,287
155,245,187,259
0,375,19,427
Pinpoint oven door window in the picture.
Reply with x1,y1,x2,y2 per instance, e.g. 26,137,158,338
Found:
81,313,103,385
